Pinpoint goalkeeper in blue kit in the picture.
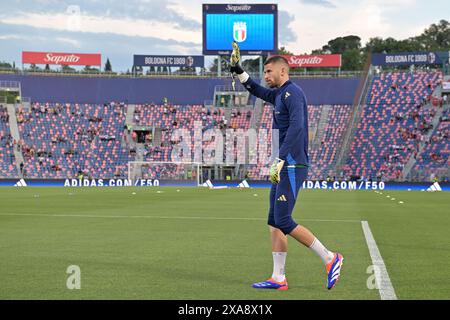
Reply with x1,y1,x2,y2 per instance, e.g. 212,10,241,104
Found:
230,43,344,290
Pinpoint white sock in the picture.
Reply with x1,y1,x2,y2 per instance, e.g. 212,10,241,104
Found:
309,238,335,265
271,252,287,282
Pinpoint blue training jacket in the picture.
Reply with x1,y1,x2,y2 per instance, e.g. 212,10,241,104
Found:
243,77,309,166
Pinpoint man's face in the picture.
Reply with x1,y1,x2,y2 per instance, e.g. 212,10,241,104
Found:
264,62,286,88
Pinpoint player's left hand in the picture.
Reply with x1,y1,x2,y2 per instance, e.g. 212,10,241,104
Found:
269,158,285,184
230,41,240,67
230,41,244,75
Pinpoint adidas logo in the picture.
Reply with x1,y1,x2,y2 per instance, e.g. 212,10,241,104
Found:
284,91,290,99
237,180,250,188
202,179,229,189
426,182,442,192
14,179,27,187
277,195,287,202
202,179,214,188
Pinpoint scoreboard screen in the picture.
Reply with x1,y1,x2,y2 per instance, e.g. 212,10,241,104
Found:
202,4,278,55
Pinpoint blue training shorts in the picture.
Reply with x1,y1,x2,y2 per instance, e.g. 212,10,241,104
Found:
268,166,308,235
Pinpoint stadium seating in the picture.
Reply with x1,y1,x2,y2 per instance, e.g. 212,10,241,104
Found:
134,104,250,163
409,108,449,181
17,103,131,178
1,71,448,182
136,103,339,180
308,105,352,179
0,106,18,178
345,71,443,180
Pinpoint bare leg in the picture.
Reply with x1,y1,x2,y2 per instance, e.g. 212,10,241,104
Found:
288,225,315,247
269,226,287,252
269,226,288,282
289,224,335,264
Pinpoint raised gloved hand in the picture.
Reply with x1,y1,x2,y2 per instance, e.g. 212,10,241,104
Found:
230,41,244,75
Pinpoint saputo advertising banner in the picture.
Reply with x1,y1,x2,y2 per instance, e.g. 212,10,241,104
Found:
281,54,342,68
22,51,102,66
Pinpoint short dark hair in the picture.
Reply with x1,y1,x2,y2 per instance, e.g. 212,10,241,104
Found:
264,55,289,68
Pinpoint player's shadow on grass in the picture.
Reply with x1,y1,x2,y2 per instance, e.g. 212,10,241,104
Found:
155,264,318,292
156,265,244,286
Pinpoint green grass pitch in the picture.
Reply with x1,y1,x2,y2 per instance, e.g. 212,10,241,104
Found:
0,187,448,299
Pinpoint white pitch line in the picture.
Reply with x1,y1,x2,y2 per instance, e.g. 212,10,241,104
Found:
361,220,397,300
0,213,266,221
301,218,361,223
0,213,361,223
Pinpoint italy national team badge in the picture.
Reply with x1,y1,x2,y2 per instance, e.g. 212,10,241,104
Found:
233,22,247,43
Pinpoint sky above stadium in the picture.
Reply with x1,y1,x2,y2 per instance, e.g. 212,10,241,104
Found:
0,0,447,71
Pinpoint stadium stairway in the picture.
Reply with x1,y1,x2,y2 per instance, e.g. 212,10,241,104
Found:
313,105,332,147
152,128,163,147
6,104,24,176
126,104,136,126
334,63,373,174
135,143,145,162
123,104,139,155
125,104,135,142
402,103,448,180
224,108,232,125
